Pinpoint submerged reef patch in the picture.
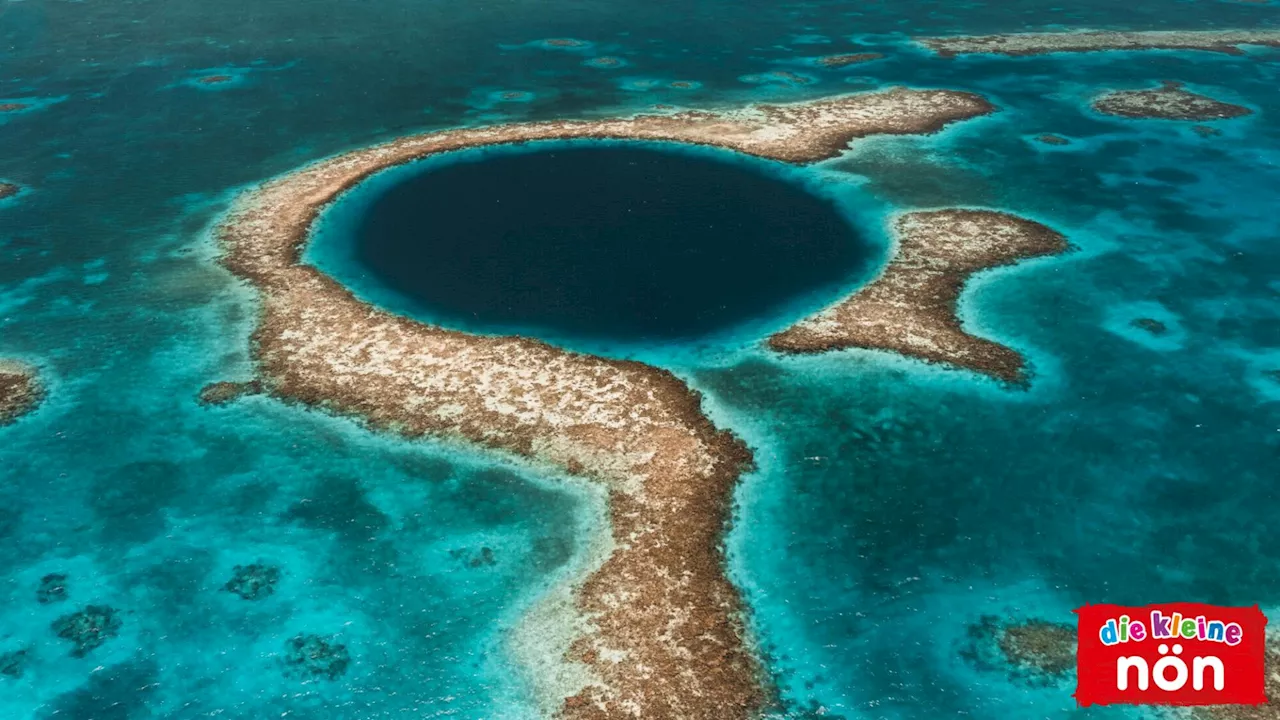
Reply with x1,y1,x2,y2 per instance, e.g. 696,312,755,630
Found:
917,29,1280,57
739,70,818,86
0,359,44,426
0,182,20,200
52,605,122,657
215,88,993,719
198,380,264,406
771,210,1069,383
0,648,28,678
1093,82,1252,121
961,616,1076,686
283,634,350,680
224,563,281,600
1034,133,1070,146
38,573,70,604
998,621,1077,677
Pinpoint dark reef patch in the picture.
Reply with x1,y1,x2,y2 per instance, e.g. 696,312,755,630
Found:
0,182,19,200
1131,317,1169,335
1034,133,1070,146
52,605,123,657
347,145,872,342
38,573,69,604
0,648,28,678
283,634,351,680
198,380,264,406
224,562,281,600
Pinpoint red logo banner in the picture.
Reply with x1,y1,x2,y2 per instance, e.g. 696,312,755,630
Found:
1075,603,1268,707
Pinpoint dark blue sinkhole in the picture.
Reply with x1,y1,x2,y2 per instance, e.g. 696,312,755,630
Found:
341,144,873,343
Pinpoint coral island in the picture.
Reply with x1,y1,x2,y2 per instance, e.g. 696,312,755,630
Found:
771,210,1070,383
917,29,1280,57
216,88,999,719
1093,81,1251,121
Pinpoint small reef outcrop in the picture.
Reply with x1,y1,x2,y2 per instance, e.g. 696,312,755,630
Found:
0,360,44,426
52,605,122,657
198,380,264,406
224,563,281,600
283,634,351,680
998,620,1076,677
37,573,70,604
1093,81,1251,121
770,210,1070,383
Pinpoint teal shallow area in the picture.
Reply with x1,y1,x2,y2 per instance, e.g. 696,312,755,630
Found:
2,0,1279,717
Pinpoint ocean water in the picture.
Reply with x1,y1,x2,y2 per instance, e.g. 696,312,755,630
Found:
309,143,874,346
1,0,1278,718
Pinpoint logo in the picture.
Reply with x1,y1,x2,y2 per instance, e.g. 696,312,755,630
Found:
1075,603,1268,707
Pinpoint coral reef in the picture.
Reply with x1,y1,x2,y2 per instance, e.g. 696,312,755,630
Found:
1093,82,1251,121
1193,124,1224,137
918,29,1280,57
771,210,1070,383
0,649,28,678
451,547,497,568
224,563,281,600
0,103,30,112
283,634,351,680
0,182,19,199
216,88,994,719
52,605,122,657
0,360,44,426
817,52,884,67
998,621,1076,676
1131,317,1168,335
37,573,69,604
198,380,264,406
1035,133,1070,146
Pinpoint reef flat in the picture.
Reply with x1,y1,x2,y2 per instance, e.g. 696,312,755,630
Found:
216,88,992,720
816,52,885,67
770,210,1069,383
917,29,1280,57
0,359,43,426
997,621,1076,677
1093,81,1252,121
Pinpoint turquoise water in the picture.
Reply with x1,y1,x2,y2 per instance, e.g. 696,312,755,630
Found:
2,0,1279,717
